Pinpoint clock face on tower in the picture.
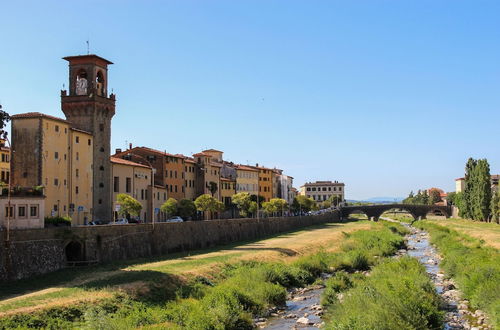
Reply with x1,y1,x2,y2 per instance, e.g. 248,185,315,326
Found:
76,76,88,95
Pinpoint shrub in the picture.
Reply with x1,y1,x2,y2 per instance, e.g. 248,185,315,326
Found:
321,271,354,306
44,216,72,226
293,250,331,276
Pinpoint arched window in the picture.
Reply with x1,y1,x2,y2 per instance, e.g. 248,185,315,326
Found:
96,71,105,96
75,69,88,95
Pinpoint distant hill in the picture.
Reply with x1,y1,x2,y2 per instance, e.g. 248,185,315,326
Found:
348,197,405,204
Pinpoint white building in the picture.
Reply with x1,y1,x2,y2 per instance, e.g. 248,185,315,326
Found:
300,180,345,203
0,194,45,229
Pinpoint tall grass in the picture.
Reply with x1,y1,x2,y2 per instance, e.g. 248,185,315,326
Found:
414,221,500,328
324,257,443,330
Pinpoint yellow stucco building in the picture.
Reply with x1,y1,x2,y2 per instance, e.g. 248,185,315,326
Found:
0,139,9,185
69,128,93,224
184,157,197,201
254,165,273,202
11,113,93,224
152,185,168,221
111,157,153,221
221,177,236,206
193,151,222,200
236,165,259,196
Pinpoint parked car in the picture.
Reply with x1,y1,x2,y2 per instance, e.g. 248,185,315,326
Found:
112,218,129,225
88,220,104,226
165,216,184,223
128,218,142,224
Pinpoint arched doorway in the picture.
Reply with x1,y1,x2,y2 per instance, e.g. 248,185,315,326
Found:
65,241,84,264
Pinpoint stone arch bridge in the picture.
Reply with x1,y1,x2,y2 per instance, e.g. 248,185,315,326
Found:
340,204,451,222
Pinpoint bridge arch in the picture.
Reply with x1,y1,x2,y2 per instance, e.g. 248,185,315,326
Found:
342,209,371,220
379,207,418,220
341,204,451,222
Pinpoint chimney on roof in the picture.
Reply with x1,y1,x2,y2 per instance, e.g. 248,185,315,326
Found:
115,148,122,154
129,143,132,150
256,163,259,167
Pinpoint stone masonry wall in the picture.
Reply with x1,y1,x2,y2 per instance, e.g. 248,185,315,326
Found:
0,212,339,282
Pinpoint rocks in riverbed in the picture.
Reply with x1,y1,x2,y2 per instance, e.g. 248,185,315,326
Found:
292,295,310,301
283,313,298,319
296,317,313,325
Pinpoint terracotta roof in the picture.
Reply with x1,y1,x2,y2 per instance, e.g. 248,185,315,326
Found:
301,181,345,187
115,146,184,159
236,165,259,172
70,127,92,135
184,157,196,164
110,157,152,169
427,188,445,194
455,177,465,181
251,165,275,171
210,161,223,168
154,184,167,190
193,152,211,157
63,54,113,65
221,177,236,182
203,149,223,153
11,112,69,124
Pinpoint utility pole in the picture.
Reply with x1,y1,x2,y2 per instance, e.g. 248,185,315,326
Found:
5,136,11,242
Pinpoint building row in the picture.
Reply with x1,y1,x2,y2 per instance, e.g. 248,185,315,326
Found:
0,53,297,228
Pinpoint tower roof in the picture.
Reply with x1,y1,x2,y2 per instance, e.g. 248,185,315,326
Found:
63,54,113,66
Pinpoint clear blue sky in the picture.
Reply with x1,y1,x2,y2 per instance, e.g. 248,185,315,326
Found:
1,1,499,200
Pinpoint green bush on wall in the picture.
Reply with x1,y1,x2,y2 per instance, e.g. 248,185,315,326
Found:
44,216,72,226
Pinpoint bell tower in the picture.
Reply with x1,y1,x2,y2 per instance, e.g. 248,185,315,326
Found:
61,54,116,222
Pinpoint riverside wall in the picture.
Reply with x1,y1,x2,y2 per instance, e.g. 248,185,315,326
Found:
0,212,339,281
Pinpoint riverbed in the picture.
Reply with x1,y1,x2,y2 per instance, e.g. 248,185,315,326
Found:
261,221,492,329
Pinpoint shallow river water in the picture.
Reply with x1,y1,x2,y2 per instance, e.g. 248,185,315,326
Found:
261,222,491,329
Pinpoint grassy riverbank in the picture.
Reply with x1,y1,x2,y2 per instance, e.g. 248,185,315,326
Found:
0,220,374,327
0,220,372,317
414,221,500,328
0,221,408,329
320,222,444,330
323,257,443,330
424,218,500,249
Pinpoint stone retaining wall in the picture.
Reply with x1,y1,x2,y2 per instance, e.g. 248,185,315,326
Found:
0,212,339,281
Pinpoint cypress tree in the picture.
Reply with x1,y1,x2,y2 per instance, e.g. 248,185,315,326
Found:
462,158,477,218
491,189,500,223
472,159,491,221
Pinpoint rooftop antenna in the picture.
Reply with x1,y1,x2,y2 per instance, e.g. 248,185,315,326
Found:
86,39,90,55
